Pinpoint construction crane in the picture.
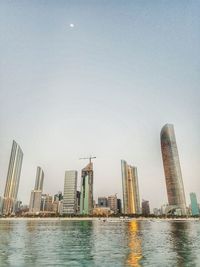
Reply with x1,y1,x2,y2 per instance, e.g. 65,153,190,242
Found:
79,156,96,164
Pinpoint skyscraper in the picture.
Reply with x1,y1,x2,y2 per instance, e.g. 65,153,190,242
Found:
34,166,44,191
29,167,44,213
2,140,23,215
190,192,199,216
80,162,93,215
121,160,141,214
63,170,77,214
161,124,187,215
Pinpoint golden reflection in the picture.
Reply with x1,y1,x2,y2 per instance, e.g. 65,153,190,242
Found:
126,220,142,267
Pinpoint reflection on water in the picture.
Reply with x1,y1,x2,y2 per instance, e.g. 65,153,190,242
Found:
170,221,195,267
0,219,199,266
126,221,142,267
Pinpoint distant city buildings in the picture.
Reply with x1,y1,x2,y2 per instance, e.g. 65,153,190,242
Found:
63,170,77,214
2,140,23,215
117,199,122,214
121,160,140,215
107,195,118,214
161,124,187,215
190,192,199,216
40,194,53,212
80,162,94,215
153,208,161,216
1,124,197,217
29,167,44,213
98,197,108,207
76,191,81,214
142,200,150,216
92,207,111,216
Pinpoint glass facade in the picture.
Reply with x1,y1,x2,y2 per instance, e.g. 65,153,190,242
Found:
80,163,93,215
63,170,77,214
190,192,199,216
161,124,187,215
3,140,23,215
34,167,44,191
121,160,140,214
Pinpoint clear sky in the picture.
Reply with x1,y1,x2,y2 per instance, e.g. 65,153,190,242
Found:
0,0,200,210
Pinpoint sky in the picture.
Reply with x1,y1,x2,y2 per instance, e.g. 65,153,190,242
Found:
0,0,200,210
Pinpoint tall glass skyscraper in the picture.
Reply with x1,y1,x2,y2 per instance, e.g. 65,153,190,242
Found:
3,140,23,215
29,167,44,213
121,160,140,214
34,166,44,191
63,170,77,214
80,162,93,215
190,192,199,216
161,124,187,215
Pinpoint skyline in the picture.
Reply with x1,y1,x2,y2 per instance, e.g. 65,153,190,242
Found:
0,125,199,211
0,1,200,209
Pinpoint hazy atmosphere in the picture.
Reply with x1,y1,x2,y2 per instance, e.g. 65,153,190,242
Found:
0,0,200,210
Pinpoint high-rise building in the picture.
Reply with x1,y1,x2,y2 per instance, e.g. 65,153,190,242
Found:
142,200,150,216
34,167,44,191
121,160,140,214
29,191,42,213
3,140,23,215
161,124,187,215
80,162,93,215
29,167,44,213
63,170,77,214
190,192,199,216
108,195,118,213
98,197,108,207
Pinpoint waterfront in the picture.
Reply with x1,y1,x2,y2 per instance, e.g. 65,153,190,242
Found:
0,219,200,266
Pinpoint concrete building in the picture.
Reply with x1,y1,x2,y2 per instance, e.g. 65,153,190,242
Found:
161,124,187,215
190,192,199,216
108,195,118,214
121,160,141,214
63,170,77,214
29,167,44,213
40,194,53,212
29,190,42,213
2,140,23,215
80,162,93,215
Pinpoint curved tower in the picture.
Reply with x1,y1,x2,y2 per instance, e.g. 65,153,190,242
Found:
34,166,44,191
3,140,23,215
161,124,187,215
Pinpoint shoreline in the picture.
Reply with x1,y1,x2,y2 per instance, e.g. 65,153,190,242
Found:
0,217,199,221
